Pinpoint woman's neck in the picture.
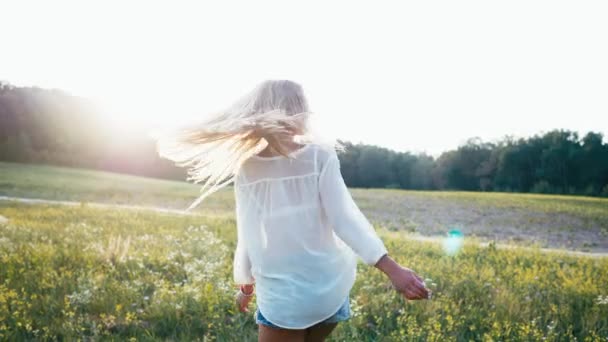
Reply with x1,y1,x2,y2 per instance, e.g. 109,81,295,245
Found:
257,140,303,157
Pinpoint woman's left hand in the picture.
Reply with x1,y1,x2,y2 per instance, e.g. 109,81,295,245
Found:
235,284,255,313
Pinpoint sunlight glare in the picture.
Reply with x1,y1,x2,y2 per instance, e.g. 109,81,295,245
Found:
442,228,464,256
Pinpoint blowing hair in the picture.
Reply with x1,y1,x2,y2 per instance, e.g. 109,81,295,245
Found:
154,80,341,212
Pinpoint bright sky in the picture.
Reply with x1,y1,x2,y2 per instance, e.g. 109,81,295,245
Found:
2,0,607,156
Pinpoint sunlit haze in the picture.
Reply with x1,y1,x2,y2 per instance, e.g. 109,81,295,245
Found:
2,0,607,156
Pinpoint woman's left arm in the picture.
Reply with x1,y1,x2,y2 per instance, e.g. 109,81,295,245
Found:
233,182,256,285
233,180,256,312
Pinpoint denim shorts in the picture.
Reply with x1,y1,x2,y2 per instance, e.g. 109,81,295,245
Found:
255,295,351,329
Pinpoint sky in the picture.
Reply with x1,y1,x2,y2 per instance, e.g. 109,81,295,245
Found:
1,0,607,157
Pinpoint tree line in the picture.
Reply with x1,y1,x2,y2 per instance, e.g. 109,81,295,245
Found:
0,82,186,180
1,82,607,196
339,132,608,196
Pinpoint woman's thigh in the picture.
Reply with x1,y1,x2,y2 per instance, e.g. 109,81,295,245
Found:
257,322,338,342
258,324,307,342
306,322,338,342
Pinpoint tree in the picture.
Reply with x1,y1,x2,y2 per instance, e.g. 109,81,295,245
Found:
2,81,607,196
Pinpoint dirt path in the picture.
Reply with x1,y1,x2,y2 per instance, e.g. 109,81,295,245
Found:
0,195,199,216
1,195,606,258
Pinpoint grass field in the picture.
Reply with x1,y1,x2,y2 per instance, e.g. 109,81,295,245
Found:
2,161,608,252
1,162,608,341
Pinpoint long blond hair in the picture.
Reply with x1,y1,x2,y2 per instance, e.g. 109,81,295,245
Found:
155,80,340,211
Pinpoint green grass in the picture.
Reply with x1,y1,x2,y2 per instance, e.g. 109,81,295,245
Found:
0,202,606,341
1,161,608,340
0,161,234,216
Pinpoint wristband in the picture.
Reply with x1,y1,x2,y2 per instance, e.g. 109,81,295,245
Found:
239,284,254,296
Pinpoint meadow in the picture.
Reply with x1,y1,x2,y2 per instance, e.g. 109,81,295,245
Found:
2,161,607,253
1,161,608,341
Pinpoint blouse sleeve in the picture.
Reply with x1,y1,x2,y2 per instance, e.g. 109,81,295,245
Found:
233,179,255,285
318,151,388,266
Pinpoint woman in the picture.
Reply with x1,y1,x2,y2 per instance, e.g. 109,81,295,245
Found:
156,80,430,341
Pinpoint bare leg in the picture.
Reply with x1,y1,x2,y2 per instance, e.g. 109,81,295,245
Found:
258,324,307,342
305,322,339,342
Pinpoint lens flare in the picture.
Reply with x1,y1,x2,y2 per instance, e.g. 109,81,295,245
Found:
442,228,464,256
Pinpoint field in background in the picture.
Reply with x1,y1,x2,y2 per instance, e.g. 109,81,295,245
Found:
2,161,607,252
1,162,608,340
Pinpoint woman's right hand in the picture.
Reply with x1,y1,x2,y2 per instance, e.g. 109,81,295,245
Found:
375,254,430,300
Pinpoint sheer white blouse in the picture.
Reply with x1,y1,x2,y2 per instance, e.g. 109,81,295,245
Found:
232,143,388,329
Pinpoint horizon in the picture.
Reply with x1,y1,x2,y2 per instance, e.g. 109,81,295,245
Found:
2,1,607,157
1,78,605,159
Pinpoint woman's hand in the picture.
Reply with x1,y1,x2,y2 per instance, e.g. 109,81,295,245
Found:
375,254,431,300
235,284,255,313
388,266,430,300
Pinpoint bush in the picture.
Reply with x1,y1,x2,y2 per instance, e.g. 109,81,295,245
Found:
601,184,608,197
531,180,552,194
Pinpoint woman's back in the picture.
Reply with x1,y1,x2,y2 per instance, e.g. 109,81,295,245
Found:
156,80,430,339
233,143,388,329
236,143,335,257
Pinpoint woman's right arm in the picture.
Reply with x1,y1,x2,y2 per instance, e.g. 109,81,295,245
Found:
374,254,430,300
317,152,388,266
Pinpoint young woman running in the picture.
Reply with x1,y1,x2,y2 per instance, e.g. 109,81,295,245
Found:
157,80,430,342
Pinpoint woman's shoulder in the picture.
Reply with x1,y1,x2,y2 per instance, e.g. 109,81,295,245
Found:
307,142,338,159
305,143,340,174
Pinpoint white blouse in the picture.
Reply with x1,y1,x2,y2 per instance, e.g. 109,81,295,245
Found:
232,143,388,329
